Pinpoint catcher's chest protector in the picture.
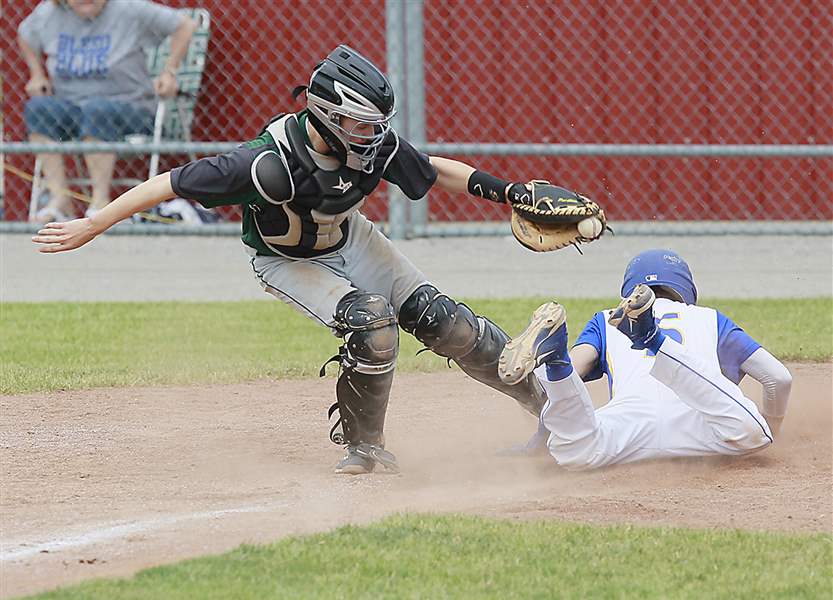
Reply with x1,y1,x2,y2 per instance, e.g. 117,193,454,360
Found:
254,114,396,258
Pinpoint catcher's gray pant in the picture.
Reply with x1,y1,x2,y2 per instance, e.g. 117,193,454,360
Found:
246,213,429,330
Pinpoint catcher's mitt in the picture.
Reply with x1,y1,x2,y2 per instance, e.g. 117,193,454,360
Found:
509,181,609,252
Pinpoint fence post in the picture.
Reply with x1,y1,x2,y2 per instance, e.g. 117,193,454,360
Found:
385,0,408,239
404,0,427,237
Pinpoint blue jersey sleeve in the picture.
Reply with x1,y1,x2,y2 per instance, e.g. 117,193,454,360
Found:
572,311,608,382
716,311,761,384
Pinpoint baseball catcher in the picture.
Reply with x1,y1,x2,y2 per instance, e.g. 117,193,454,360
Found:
33,45,607,475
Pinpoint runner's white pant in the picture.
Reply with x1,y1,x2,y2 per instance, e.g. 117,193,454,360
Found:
538,338,773,470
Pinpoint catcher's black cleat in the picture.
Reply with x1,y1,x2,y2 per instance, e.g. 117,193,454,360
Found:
335,443,400,475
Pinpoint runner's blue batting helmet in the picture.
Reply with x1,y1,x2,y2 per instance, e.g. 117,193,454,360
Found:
621,249,698,305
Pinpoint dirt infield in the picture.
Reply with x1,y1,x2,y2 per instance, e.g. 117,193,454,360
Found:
2,364,831,598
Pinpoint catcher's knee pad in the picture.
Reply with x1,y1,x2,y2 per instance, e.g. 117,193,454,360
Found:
334,291,399,374
399,284,480,359
400,284,546,417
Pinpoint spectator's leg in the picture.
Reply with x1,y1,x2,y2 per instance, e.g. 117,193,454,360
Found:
80,99,154,212
81,144,116,212
25,97,81,219
29,133,70,217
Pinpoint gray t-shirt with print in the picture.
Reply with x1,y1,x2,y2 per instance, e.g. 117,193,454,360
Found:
18,0,185,112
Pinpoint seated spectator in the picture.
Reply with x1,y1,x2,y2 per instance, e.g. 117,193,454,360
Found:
19,0,196,222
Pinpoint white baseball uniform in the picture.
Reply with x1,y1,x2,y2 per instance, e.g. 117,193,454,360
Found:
537,298,775,470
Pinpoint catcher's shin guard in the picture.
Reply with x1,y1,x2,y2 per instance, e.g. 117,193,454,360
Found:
399,285,546,416
326,291,399,448
334,368,394,447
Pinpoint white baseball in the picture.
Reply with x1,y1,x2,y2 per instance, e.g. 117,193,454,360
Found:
578,217,603,239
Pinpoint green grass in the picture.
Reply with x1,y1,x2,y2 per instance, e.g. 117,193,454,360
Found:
30,514,833,599
2,298,830,394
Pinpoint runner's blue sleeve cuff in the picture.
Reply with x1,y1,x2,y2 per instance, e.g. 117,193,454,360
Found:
716,311,761,384
573,311,608,382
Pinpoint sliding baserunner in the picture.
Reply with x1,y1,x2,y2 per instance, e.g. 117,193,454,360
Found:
499,249,792,470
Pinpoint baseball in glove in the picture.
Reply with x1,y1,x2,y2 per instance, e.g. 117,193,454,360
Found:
508,181,609,252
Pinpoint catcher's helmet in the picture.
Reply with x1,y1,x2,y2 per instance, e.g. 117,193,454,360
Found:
306,45,395,172
621,249,698,305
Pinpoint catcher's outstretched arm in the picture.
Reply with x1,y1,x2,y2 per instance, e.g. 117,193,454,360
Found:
32,172,176,253
429,158,609,253
429,156,527,203
428,156,474,194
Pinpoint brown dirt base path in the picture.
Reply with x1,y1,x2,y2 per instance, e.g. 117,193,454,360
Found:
2,364,831,598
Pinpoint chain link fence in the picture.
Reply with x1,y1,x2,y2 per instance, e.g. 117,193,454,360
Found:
2,0,831,231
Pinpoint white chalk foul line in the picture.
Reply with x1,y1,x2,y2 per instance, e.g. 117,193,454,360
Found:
1,501,290,563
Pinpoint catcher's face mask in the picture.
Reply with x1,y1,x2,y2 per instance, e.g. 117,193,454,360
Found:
304,46,396,173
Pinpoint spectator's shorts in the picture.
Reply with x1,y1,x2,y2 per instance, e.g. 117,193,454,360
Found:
25,96,154,142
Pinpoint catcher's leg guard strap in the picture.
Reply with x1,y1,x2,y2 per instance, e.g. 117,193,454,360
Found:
334,291,399,374
399,285,546,416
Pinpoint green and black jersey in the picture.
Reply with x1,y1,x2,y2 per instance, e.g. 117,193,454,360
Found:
169,111,437,258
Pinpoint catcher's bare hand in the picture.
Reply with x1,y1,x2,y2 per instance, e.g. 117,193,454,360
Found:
32,218,99,253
